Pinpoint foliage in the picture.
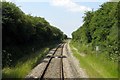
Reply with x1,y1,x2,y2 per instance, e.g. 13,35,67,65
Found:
2,2,65,67
72,2,119,61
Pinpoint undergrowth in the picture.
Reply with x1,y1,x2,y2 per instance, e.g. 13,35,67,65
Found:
2,48,49,78
69,40,118,78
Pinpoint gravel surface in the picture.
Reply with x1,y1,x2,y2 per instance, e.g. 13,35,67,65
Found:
25,48,56,78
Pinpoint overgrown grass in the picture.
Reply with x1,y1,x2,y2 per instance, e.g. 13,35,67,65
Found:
2,48,49,78
70,41,118,78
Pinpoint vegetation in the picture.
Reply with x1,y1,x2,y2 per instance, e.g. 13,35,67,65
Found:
72,2,119,62
2,1,66,68
2,47,49,78
70,42,118,78
71,2,119,78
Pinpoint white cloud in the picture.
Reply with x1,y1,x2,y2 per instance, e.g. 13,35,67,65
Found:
50,0,92,12
3,0,51,2
108,0,120,2
3,0,113,2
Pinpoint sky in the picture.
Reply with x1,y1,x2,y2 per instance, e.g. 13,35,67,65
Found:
6,0,110,38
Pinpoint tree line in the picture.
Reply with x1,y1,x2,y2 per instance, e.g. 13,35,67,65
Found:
72,2,119,62
2,2,67,67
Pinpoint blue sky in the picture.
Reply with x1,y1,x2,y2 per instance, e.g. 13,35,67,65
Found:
8,0,108,38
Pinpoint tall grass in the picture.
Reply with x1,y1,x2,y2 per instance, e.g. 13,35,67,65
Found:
2,48,49,78
70,41,118,78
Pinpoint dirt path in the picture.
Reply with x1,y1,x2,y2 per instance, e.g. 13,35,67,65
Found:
25,41,88,78
63,40,88,78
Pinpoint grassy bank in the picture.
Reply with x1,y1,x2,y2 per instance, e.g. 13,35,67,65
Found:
2,47,49,78
69,41,118,78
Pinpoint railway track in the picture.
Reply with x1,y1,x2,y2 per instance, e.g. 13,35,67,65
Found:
25,41,87,79
40,43,65,79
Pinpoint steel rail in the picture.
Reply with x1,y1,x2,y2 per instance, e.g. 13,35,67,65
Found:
60,43,65,80
40,43,63,80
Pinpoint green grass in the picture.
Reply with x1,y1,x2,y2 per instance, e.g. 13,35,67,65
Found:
69,41,118,78
2,48,49,78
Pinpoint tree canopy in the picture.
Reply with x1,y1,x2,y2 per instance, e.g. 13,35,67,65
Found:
2,2,66,67
72,2,119,61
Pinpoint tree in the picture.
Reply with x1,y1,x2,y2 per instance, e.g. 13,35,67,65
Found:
2,2,65,67
72,2,119,61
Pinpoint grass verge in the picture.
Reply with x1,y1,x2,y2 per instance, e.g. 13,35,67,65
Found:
69,41,118,78
2,47,49,78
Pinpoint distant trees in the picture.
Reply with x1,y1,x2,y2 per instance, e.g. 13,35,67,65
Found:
2,2,65,67
63,34,68,39
72,2,119,61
